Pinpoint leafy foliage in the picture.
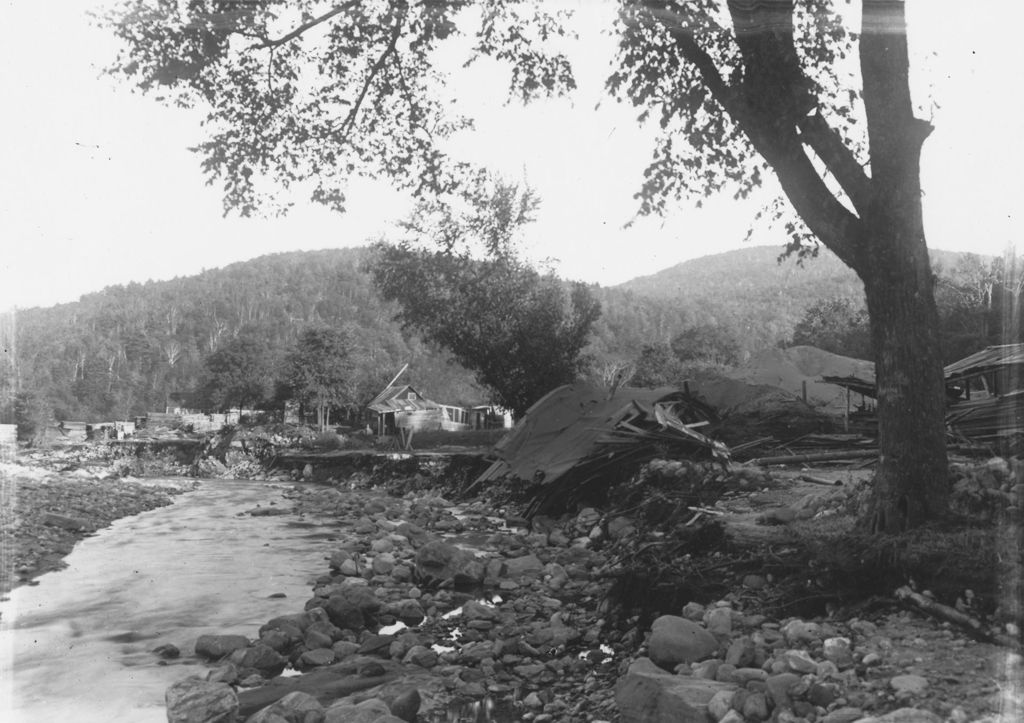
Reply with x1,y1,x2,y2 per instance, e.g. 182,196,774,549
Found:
201,329,277,412
284,326,354,430
367,181,602,416
791,297,872,360
99,0,575,215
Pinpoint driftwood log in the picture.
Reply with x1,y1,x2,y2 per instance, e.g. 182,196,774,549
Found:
895,585,1022,650
747,450,878,466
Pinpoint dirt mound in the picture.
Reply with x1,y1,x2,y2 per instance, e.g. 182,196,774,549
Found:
725,345,874,416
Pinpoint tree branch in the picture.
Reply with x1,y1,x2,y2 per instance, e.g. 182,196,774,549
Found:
251,2,360,50
660,12,865,270
860,0,933,187
336,12,406,141
797,112,872,215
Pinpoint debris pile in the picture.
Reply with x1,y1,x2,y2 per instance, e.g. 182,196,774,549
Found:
473,384,728,516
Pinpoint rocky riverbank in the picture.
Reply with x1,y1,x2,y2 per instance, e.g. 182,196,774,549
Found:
0,461,195,597
164,476,1023,723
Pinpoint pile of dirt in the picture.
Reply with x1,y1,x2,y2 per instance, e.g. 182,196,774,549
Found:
725,345,874,416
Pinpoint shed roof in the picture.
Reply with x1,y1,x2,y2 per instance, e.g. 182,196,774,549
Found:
366,384,441,413
943,344,1024,382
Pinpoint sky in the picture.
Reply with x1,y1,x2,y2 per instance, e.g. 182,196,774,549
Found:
1,1,1021,312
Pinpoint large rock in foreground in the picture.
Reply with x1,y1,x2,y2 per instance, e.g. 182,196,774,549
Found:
647,615,720,668
166,678,239,723
413,540,484,587
616,657,736,723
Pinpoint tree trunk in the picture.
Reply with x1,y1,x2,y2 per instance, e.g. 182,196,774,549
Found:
861,242,949,532
857,0,949,531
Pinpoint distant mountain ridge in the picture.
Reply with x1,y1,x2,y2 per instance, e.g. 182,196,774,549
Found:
6,244,987,421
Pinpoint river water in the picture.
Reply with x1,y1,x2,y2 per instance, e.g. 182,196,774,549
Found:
0,478,346,723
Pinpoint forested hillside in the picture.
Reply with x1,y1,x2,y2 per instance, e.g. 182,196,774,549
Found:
3,244,1008,427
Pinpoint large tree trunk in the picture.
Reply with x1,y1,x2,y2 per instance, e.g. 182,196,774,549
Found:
858,0,949,531
861,242,949,532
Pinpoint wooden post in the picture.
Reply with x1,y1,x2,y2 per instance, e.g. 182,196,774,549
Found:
802,380,808,403
845,386,851,432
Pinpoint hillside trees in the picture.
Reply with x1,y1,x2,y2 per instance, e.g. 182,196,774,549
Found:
285,326,353,431
201,330,278,413
101,1,953,530
368,182,602,416
791,298,872,359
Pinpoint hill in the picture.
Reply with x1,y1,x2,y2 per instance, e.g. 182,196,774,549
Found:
2,244,999,425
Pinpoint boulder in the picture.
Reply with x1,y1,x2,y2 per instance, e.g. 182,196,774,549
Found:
615,657,736,723
166,678,239,723
504,553,544,579
647,615,719,668
385,687,421,723
889,674,929,695
229,643,288,677
245,691,324,723
413,541,484,587
324,697,402,723
195,634,250,660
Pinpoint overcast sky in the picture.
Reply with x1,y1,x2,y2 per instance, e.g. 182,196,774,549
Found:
1,1,1021,312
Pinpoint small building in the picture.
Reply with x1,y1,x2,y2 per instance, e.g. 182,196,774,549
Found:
365,384,446,436
469,405,514,430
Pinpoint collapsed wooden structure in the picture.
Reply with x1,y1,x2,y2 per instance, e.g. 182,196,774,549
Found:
473,383,729,516
821,344,1024,448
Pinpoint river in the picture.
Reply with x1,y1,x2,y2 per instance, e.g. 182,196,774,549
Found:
0,478,346,723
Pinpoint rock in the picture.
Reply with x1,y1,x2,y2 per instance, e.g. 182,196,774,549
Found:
504,553,544,578
765,673,801,710
724,636,755,667
387,599,424,626
403,645,438,668
324,598,364,631
395,522,433,548
647,615,720,668
615,657,737,723
195,634,250,660
821,707,864,723
889,674,929,695
780,649,817,674
325,697,401,723
229,643,288,677
607,516,636,539
462,599,500,621
681,602,706,621
332,641,361,660
153,643,181,659
707,689,735,721
741,691,769,722
731,668,767,684
823,636,854,668
719,710,745,723
206,663,239,685
165,677,239,723
299,648,336,667
413,541,484,587
339,559,360,576
704,607,733,638
807,682,839,708
386,688,421,722
781,620,821,646
246,691,324,723
742,574,767,590
854,708,943,723
692,659,721,679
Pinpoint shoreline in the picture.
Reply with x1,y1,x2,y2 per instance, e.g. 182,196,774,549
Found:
0,461,195,598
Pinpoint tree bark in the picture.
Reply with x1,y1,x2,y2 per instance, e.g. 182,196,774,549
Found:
858,0,949,531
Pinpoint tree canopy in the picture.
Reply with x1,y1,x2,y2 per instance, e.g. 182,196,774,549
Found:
367,181,601,416
285,326,353,430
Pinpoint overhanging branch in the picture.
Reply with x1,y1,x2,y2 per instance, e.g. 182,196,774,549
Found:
797,112,872,215
250,2,360,50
